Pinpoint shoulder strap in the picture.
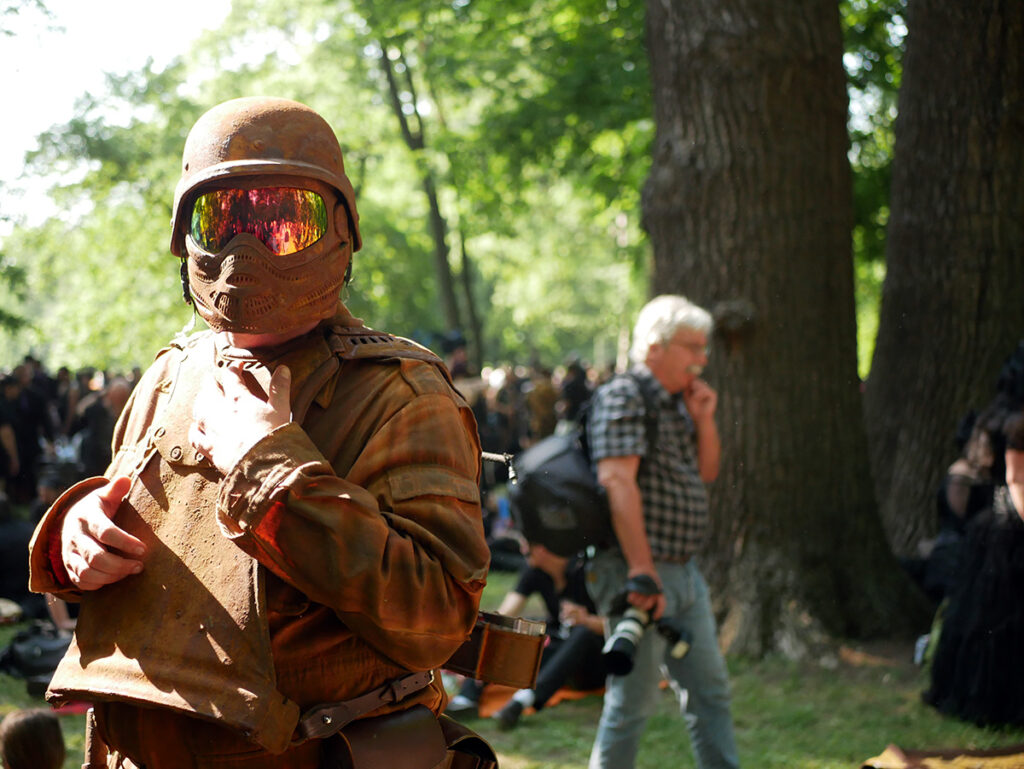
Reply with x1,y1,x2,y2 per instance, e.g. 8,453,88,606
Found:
578,372,659,464
291,323,447,423
624,372,660,458
326,324,443,366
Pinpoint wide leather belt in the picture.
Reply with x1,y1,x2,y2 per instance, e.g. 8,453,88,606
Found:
294,670,435,743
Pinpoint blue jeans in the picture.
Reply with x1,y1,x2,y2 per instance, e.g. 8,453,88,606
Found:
587,552,740,769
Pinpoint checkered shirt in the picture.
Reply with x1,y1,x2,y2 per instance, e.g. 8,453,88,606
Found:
587,366,709,562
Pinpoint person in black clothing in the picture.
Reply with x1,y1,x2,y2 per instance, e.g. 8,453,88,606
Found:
446,544,606,727
52,366,79,439
491,551,606,730
558,359,592,426
4,365,53,504
0,485,40,619
73,376,131,478
902,411,993,606
0,377,20,495
924,345,1024,727
923,472,1024,726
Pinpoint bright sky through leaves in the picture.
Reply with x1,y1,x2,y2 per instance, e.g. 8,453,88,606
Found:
0,0,230,224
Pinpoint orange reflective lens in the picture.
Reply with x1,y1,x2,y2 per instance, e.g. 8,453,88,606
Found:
189,187,328,256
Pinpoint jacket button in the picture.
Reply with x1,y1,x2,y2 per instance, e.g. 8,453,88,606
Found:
170,446,183,461
154,427,166,438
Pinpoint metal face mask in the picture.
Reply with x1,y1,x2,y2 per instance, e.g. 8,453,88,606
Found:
184,181,351,335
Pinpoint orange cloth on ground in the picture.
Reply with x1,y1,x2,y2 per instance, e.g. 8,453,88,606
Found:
478,683,604,718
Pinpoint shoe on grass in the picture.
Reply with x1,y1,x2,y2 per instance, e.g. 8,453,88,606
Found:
445,694,480,718
493,699,524,731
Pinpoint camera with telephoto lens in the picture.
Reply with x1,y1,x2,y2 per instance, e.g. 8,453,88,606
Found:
602,575,693,676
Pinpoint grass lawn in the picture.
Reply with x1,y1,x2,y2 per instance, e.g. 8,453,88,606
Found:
464,570,1024,769
2,569,1022,769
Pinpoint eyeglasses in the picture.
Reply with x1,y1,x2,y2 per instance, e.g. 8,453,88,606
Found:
189,187,328,256
668,339,709,356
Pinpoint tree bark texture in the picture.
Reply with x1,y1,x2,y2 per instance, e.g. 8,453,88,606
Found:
642,0,928,655
864,0,1024,556
380,44,463,333
457,228,486,373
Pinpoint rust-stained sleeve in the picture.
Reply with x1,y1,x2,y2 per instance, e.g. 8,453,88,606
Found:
215,376,489,671
27,352,169,600
28,476,110,599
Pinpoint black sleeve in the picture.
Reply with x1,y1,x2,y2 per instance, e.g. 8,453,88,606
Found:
514,566,561,624
562,557,598,614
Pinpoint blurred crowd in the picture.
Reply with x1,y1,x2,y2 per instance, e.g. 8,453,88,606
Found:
442,343,609,563
441,338,607,487
7,335,1024,737
1,354,138,622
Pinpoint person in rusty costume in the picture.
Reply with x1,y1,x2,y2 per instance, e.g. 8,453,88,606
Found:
28,97,493,769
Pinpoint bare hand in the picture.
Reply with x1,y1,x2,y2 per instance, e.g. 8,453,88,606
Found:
1006,448,1024,522
683,378,717,424
560,600,589,627
61,476,145,591
189,363,292,475
626,567,666,621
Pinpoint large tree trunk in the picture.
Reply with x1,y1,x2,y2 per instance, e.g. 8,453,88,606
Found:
863,0,1024,556
642,0,929,656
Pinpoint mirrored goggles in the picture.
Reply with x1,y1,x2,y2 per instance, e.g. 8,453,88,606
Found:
189,187,329,256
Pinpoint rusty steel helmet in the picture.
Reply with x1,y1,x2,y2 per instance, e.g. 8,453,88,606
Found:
171,98,362,336
169,97,361,256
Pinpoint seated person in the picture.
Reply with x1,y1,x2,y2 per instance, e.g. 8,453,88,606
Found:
921,416,994,604
447,544,606,728
924,408,1024,726
900,411,992,606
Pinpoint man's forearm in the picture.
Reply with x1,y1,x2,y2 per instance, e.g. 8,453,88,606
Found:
694,417,721,482
605,476,656,574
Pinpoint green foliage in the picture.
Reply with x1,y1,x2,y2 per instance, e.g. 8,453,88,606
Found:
0,0,51,36
1,0,650,371
855,242,887,379
0,248,27,332
0,200,187,370
841,0,905,376
1,0,904,376
356,0,652,218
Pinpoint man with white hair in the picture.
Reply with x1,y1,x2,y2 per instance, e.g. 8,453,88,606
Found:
586,294,740,769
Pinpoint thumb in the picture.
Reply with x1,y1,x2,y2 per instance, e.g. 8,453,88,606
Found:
268,365,292,414
97,475,132,507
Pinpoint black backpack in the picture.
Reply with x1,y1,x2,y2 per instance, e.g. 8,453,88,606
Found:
0,620,72,696
507,373,658,557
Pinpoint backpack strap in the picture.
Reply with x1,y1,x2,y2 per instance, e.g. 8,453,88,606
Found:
624,371,660,461
578,371,660,466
